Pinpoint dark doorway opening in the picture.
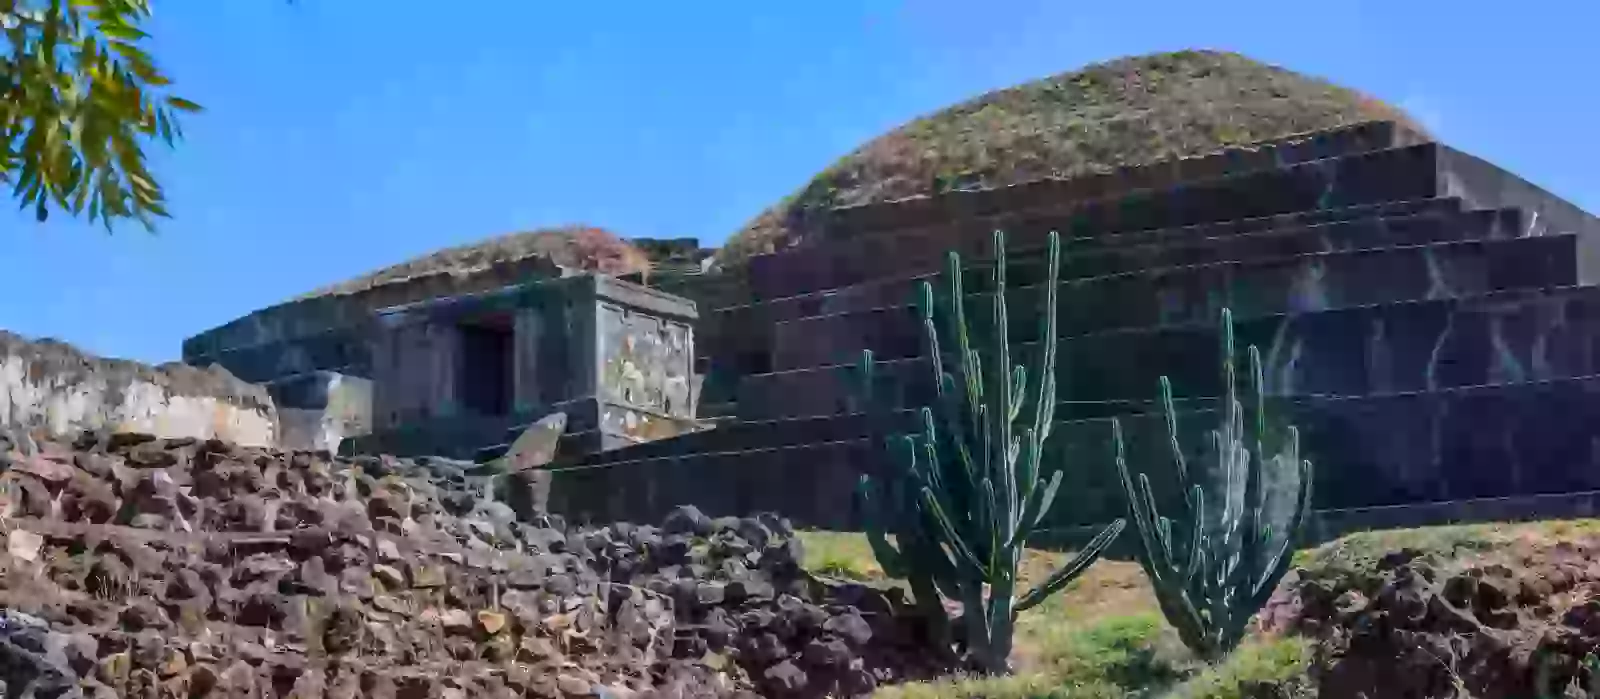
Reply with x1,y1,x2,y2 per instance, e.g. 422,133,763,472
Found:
458,315,515,416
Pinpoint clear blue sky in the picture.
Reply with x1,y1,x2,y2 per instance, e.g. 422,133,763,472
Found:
2,0,1595,364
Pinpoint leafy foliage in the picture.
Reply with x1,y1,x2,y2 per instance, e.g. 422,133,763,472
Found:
857,230,1126,674
1114,308,1314,660
0,0,200,229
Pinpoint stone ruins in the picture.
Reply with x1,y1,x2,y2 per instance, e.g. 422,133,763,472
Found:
9,119,1600,548
6,89,1600,698
540,120,1600,543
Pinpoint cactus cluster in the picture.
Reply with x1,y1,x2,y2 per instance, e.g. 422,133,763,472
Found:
856,230,1315,669
856,230,1125,675
1113,307,1314,660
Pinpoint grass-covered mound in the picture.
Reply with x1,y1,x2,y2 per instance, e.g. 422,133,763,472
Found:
799,520,1600,698
302,225,651,300
715,49,1421,269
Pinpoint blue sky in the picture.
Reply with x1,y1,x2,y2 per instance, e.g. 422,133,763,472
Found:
2,0,1595,364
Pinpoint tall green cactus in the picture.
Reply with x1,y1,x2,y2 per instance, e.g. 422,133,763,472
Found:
1113,307,1315,660
857,230,1126,675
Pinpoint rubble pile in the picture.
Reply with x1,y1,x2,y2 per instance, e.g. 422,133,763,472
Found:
1262,538,1600,699
0,430,947,699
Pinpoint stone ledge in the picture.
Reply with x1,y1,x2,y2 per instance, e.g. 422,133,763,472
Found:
714,205,1515,379
740,283,1600,420
542,375,1600,531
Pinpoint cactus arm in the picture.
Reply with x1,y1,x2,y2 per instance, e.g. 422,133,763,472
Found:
919,484,986,574
857,475,908,575
1014,517,1126,613
1115,420,1172,589
1182,486,1205,586
1034,233,1061,440
990,230,1016,553
1014,426,1039,522
1160,376,1189,483
1138,474,1172,564
948,252,982,455
1251,451,1314,606
1024,232,1062,510
1009,366,1027,424
1238,344,1267,594
1009,444,1056,545
923,295,978,488
1039,366,1058,439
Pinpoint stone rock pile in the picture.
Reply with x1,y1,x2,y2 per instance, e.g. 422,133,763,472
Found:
0,429,945,698
1263,538,1600,699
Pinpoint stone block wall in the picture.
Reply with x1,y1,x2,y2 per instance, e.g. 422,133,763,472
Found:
269,371,372,452
347,275,705,461
0,331,277,446
596,282,697,420
369,320,463,430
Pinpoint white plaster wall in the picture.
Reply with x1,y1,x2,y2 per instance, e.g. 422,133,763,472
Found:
0,353,277,446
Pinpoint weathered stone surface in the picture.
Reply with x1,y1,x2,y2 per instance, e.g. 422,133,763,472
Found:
0,332,277,447
767,235,1580,375
728,205,1516,361
270,371,372,453
544,376,1600,539
1263,535,1600,698
743,196,1480,304
0,430,950,698
703,197,1467,382
501,412,568,471
330,274,703,465
740,284,1600,420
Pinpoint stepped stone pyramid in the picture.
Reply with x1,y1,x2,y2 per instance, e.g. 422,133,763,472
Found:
515,120,1600,542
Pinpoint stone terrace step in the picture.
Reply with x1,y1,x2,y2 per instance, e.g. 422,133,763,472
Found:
699,197,1467,375
767,235,1582,375
545,376,1600,532
473,430,603,466
1048,489,1600,551
748,197,1473,308
533,413,890,469
711,203,1510,372
745,141,1599,301
739,284,1600,420
812,120,1427,249
835,206,1522,303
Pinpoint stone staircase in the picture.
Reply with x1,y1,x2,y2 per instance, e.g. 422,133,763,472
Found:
537,121,1600,543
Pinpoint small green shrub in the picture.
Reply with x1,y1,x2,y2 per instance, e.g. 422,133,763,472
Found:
873,614,1192,699
800,530,884,581
1044,614,1191,693
1167,637,1313,699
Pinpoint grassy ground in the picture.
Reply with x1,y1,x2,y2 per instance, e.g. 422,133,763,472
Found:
799,519,1600,698
714,50,1422,269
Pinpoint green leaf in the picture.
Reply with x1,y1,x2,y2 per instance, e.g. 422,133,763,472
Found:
165,96,201,113
98,22,147,42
